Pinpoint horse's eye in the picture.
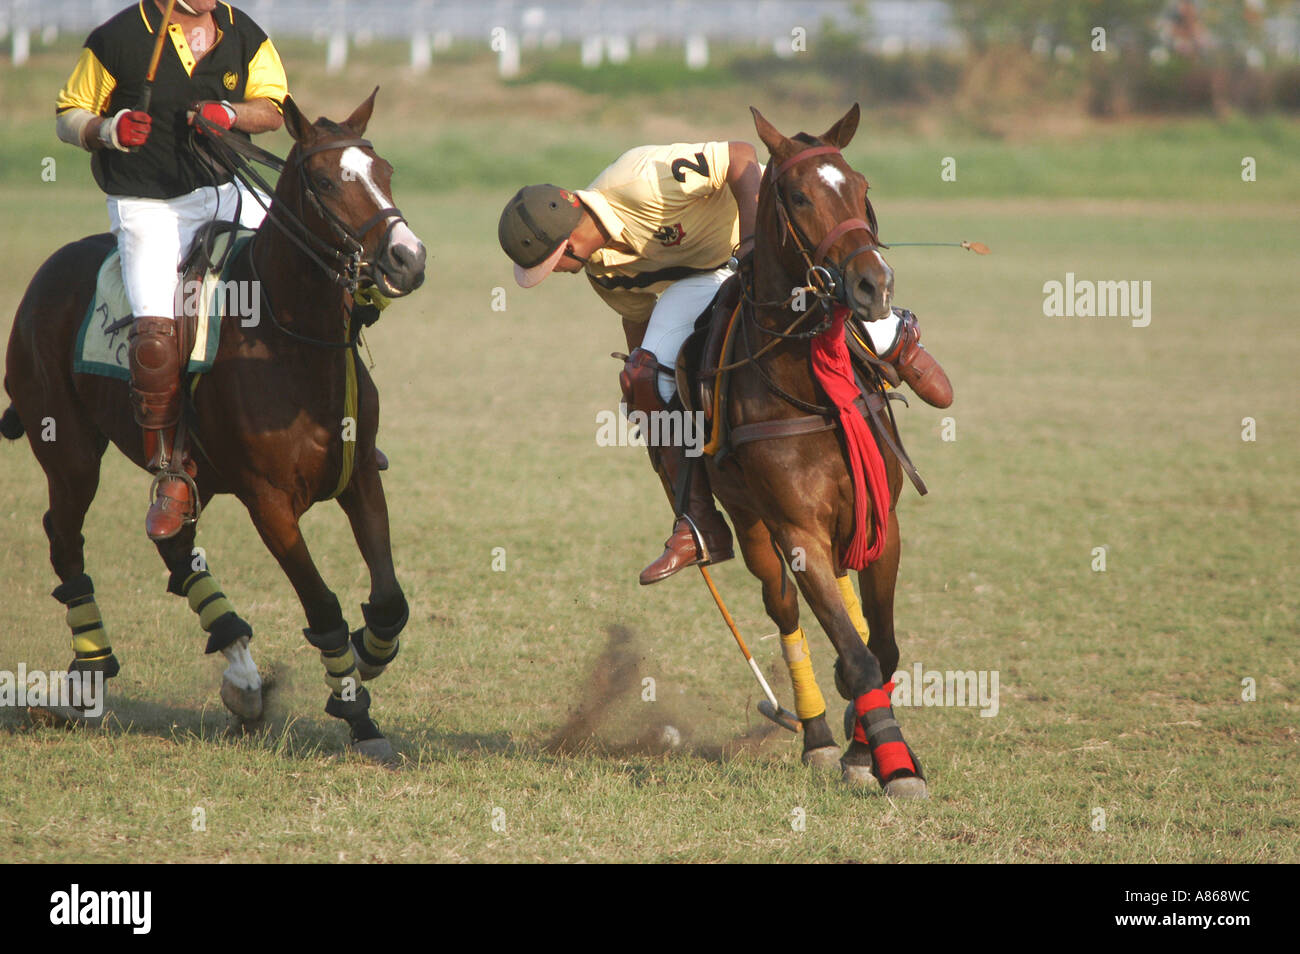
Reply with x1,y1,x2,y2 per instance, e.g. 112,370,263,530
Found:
791,191,809,207
315,175,334,193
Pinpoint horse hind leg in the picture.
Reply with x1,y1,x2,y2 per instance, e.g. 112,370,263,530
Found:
154,521,263,723
29,415,115,724
732,510,838,770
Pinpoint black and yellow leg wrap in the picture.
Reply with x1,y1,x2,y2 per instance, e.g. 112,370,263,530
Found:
180,570,253,654
304,623,360,697
323,684,382,742
52,574,120,680
350,596,408,677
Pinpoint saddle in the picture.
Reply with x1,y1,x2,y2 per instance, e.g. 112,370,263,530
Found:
675,276,928,496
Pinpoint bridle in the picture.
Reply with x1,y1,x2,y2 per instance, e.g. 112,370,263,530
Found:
191,114,411,348
729,142,891,414
768,143,884,313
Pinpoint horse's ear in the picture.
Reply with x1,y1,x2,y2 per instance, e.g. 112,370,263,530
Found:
282,95,314,145
344,87,379,135
750,106,790,158
820,103,861,149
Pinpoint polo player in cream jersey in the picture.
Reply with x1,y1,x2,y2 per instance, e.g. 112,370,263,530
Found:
499,137,951,585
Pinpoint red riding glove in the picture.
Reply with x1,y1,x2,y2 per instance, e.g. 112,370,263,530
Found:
190,100,237,135
99,109,152,150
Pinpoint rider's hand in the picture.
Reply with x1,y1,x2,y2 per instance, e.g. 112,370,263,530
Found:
99,109,151,151
190,100,237,134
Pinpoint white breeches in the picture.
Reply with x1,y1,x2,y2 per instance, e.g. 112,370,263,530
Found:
106,180,268,319
640,266,732,403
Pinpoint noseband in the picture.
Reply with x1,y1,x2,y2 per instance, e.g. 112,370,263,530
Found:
770,144,884,305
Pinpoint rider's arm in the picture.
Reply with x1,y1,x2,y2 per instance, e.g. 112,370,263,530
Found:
228,98,284,134
55,44,115,150
726,141,761,260
234,34,288,134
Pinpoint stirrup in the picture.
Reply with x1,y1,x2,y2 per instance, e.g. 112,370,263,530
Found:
148,468,201,525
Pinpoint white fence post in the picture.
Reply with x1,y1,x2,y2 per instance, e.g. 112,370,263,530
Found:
685,34,709,70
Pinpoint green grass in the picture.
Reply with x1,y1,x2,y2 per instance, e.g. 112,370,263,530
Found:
0,48,1297,863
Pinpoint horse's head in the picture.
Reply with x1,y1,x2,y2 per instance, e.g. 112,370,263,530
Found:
280,90,426,298
750,104,892,321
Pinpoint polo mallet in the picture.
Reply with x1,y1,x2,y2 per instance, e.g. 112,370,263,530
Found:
698,565,801,733
138,0,179,114
886,240,991,254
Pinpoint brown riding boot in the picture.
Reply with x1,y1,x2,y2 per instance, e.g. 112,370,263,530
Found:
639,441,735,585
128,316,195,542
877,308,953,409
620,348,734,586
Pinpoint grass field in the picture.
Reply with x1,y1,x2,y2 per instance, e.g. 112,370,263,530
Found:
0,48,1297,863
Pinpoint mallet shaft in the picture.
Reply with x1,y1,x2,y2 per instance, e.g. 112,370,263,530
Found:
139,0,179,113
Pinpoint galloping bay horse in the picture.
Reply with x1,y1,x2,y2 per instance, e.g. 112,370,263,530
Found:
705,105,928,797
2,91,426,762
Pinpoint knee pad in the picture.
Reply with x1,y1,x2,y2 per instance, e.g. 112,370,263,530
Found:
620,348,665,413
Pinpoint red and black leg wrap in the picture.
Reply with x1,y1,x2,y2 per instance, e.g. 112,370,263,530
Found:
853,682,923,785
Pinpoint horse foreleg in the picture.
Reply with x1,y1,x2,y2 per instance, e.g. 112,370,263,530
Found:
780,532,926,798
854,511,902,684
335,465,408,682
246,490,395,764
154,514,263,722
730,508,837,769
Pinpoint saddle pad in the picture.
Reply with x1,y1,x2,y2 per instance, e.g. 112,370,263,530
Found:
74,230,254,381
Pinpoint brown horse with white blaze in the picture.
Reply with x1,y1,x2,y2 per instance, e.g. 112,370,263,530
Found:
704,105,928,797
2,91,425,762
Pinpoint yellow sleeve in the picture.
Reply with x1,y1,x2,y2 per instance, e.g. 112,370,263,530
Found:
55,46,115,115
244,38,288,111
588,277,656,325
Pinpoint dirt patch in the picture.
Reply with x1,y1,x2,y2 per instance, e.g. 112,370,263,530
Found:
545,624,783,760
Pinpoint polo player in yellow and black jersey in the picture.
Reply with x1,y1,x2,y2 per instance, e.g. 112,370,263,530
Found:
55,1,287,541
499,141,952,586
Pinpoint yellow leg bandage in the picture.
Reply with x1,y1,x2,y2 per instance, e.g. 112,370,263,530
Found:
183,572,237,631
836,574,871,647
780,628,827,721
67,597,111,661
361,626,398,663
320,642,359,695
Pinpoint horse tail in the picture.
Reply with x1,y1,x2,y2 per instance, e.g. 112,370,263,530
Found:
0,404,24,440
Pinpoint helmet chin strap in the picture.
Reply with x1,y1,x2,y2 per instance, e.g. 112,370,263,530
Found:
174,0,200,14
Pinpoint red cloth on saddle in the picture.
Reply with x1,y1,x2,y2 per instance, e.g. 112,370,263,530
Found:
810,305,890,569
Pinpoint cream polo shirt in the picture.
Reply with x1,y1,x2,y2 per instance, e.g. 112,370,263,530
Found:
577,141,741,325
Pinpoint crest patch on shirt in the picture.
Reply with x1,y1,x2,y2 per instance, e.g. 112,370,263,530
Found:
223,71,239,90
652,223,686,247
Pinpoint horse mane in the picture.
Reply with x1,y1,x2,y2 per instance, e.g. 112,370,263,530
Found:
315,118,350,136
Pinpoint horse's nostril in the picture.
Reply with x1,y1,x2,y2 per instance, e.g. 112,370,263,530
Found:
857,279,875,301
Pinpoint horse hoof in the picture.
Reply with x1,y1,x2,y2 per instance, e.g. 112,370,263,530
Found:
883,776,930,800
26,704,102,728
350,736,399,767
220,677,263,722
841,761,875,787
801,745,841,772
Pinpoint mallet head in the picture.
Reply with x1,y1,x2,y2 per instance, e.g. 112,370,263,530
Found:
757,699,801,733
